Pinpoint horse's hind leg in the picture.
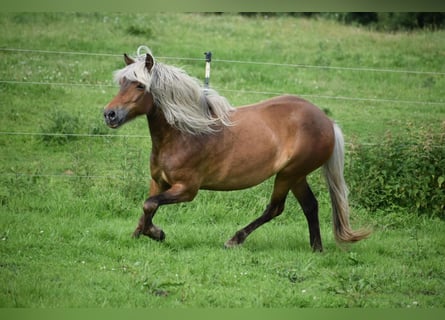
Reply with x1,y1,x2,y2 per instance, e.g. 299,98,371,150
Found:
225,174,290,248
291,179,323,252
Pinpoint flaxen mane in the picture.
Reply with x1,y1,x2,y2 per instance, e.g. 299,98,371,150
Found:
113,46,235,135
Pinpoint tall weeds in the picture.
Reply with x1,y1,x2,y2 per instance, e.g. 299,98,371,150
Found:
347,123,445,218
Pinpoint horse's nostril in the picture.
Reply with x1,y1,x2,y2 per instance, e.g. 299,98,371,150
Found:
105,110,116,121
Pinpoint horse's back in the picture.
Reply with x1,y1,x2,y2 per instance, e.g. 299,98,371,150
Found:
235,95,334,152
199,95,335,189
235,95,335,175
237,95,329,123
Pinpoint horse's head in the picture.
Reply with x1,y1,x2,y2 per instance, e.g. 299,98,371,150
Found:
104,52,155,128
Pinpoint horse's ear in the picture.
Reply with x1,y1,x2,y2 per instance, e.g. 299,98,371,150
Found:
145,53,154,72
124,53,135,65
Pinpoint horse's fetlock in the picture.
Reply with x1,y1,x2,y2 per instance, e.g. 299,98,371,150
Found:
143,200,157,213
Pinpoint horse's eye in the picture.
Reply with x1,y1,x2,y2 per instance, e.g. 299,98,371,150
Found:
136,83,146,90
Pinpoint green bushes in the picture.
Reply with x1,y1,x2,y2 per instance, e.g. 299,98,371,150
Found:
375,13,445,31
240,13,445,31
326,12,445,31
347,124,445,218
40,110,81,145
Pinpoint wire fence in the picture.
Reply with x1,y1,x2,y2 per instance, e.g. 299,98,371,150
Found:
2,80,445,111
1,47,444,182
2,79,444,107
1,47,445,107
2,47,445,76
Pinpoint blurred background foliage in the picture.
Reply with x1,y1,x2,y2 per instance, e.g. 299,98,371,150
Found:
239,12,445,31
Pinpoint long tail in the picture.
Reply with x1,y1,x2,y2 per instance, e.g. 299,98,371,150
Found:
322,123,371,243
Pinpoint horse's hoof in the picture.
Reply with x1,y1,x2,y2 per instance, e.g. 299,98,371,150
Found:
311,240,323,252
148,229,166,242
224,239,240,249
132,230,142,239
224,230,247,248
158,230,166,242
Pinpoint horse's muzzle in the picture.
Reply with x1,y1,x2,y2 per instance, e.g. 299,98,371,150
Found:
104,109,124,128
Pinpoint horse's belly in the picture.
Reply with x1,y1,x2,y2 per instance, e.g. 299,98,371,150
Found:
200,172,273,191
200,150,280,191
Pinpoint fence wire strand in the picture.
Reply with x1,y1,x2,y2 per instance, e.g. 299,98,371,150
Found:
1,80,444,107
1,47,444,106
1,47,444,182
2,47,445,76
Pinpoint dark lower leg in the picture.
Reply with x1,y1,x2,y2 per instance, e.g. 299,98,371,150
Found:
132,183,197,241
292,181,323,252
133,218,165,241
132,201,165,241
225,201,285,248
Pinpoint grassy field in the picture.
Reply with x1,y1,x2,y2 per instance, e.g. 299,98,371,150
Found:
0,13,444,307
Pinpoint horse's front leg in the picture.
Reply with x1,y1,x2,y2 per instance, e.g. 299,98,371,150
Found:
133,179,162,239
132,182,198,241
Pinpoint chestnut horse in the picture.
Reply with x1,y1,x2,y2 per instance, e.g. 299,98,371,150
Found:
104,46,370,251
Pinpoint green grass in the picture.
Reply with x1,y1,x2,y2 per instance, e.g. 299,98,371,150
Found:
1,13,445,308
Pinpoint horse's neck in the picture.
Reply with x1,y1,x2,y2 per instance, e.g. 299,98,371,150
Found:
146,107,181,151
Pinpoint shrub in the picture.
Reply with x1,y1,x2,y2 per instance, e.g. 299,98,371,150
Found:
40,110,81,145
347,124,445,218
333,12,378,26
126,25,152,37
376,13,445,31
321,12,445,31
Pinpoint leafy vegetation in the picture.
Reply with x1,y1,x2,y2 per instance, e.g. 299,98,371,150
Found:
348,124,445,218
40,111,82,145
243,12,445,31
0,13,444,308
